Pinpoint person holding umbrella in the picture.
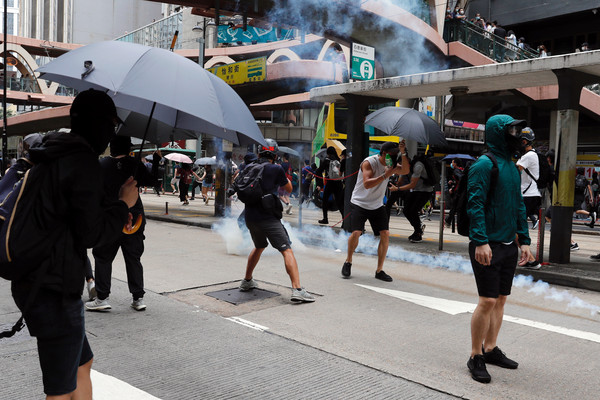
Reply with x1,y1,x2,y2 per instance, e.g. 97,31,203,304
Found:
341,141,409,282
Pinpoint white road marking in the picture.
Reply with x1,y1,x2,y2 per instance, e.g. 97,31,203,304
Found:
225,316,269,332
91,369,161,399
357,284,600,344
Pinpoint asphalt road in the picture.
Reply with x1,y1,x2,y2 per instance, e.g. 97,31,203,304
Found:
1,219,599,399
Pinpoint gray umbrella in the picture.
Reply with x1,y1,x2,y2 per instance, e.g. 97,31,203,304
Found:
278,146,301,157
36,41,267,147
365,107,448,146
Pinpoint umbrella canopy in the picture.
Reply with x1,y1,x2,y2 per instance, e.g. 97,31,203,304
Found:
195,156,217,166
442,153,476,161
36,41,267,147
365,107,448,147
116,109,200,145
278,146,300,157
164,153,193,164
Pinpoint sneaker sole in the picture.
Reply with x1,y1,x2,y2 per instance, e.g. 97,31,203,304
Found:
88,287,97,302
131,305,147,311
85,305,111,311
291,296,315,302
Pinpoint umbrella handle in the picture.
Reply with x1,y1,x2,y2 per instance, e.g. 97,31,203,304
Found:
122,214,143,235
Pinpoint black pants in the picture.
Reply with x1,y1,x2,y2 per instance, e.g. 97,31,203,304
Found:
299,182,311,205
322,180,344,220
403,191,432,233
385,190,404,219
92,229,146,301
179,182,190,202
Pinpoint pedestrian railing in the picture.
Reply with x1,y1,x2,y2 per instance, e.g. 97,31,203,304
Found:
444,20,539,63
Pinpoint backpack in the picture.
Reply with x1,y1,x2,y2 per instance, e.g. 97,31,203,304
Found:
575,174,588,194
232,161,265,204
328,159,341,179
523,149,553,191
456,153,499,237
412,156,440,187
0,159,55,338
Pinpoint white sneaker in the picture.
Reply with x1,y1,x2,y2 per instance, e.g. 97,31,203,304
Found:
239,278,259,291
131,298,146,311
86,280,97,301
85,297,111,311
291,288,315,303
286,204,293,215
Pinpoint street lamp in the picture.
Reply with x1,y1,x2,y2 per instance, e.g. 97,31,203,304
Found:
192,21,206,67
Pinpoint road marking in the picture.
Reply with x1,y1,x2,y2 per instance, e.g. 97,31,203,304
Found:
357,284,600,344
91,370,161,399
225,316,269,332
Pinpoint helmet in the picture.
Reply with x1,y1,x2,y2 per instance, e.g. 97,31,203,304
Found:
258,138,278,160
520,127,535,142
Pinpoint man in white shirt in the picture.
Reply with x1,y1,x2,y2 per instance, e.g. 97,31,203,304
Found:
516,128,541,229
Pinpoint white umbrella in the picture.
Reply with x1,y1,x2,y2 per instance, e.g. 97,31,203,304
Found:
164,153,193,164
36,41,267,147
195,156,217,166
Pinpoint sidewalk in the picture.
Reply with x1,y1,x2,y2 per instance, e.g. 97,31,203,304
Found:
140,191,600,292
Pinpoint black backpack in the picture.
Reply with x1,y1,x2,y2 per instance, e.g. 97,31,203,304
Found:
523,149,553,192
232,161,265,204
456,153,499,237
412,156,440,187
0,160,56,338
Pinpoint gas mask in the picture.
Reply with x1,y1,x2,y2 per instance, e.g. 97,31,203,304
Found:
505,125,522,155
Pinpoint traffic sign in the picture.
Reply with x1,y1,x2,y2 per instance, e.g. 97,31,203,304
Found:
351,43,375,81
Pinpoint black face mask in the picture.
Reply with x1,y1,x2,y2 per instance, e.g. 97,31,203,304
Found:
505,134,521,156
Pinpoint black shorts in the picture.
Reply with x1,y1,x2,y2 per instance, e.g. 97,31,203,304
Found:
469,241,518,298
12,287,93,396
246,219,292,252
349,203,389,236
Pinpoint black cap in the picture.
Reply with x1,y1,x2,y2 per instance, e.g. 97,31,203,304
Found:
380,141,400,154
509,119,527,127
70,89,123,124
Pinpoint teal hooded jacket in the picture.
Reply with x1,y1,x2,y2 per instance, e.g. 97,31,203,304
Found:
467,114,531,246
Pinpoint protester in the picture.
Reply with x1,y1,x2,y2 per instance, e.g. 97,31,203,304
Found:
299,159,314,207
445,158,465,227
85,135,158,312
11,89,138,398
178,163,200,206
316,146,345,224
516,128,541,229
466,114,532,384
397,151,435,243
238,147,314,302
279,154,294,214
341,141,409,282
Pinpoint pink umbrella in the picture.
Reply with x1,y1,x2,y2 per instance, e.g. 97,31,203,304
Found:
164,153,193,164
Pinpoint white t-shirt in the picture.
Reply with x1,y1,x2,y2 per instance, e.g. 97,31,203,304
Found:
517,150,541,197
351,155,388,210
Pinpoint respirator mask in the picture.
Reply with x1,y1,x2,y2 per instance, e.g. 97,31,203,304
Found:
505,125,522,155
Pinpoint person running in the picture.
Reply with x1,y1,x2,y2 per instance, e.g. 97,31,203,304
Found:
316,146,345,224
341,141,409,282
466,114,532,384
238,147,314,303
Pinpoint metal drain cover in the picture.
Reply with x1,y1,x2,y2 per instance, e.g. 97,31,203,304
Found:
205,287,280,305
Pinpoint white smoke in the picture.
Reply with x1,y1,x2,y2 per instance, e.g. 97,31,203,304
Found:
213,217,600,315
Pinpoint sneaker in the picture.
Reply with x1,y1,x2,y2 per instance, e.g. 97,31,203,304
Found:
590,253,600,261
318,218,329,225
131,298,146,311
239,278,258,291
341,261,352,278
409,234,422,243
482,346,518,369
570,242,579,251
291,288,315,302
85,297,111,311
285,204,293,215
532,219,539,230
86,280,97,301
467,354,491,383
420,224,426,234
375,270,393,282
522,260,541,270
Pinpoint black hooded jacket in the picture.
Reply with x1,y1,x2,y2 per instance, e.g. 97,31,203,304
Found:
16,131,129,296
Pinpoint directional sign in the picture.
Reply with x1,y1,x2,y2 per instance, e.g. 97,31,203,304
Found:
351,43,375,81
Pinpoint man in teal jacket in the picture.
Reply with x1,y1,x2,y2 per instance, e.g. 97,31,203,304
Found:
466,114,532,383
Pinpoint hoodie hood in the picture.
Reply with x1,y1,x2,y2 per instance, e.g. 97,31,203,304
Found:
28,131,95,164
485,114,523,159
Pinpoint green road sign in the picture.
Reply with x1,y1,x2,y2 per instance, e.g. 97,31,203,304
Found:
351,43,375,81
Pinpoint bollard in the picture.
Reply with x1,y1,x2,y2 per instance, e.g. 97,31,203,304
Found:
165,202,169,215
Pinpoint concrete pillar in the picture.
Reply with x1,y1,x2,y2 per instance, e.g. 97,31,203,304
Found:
548,69,597,264
341,94,370,231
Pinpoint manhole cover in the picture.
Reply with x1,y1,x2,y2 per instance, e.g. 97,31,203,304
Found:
205,287,280,305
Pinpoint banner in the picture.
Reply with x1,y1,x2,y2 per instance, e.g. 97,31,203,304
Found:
207,57,266,85
217,26,294,44
312,105,327,161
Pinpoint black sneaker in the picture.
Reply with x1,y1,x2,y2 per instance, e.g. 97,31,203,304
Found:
482,346,518,369
409,234,422,243
318,219,329,225
341,261,352,278
375,270,393,282
467,354,491,383
590,253,600,261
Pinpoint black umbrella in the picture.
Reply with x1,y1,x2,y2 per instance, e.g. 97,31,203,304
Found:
365,107,448,146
